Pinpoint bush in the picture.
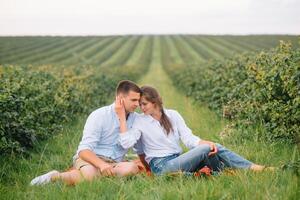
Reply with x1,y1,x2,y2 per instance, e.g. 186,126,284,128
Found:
0,62,148,155
166,41,300,143
0,67,64,154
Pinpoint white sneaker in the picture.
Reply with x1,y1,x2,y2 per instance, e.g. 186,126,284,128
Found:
30,170,59,185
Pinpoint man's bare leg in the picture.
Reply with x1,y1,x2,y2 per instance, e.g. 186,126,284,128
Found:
51,169,83,185
44,161,139,185
48,165,100,185
113,161,139,176
59,161,139,183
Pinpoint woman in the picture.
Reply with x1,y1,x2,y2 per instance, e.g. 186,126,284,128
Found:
117,86,273,175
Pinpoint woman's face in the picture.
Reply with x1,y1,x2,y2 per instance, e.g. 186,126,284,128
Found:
140,96,156,115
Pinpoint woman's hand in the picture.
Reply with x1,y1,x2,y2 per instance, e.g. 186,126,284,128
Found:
115,96,126,121
115,96,128,133
199,140,218,156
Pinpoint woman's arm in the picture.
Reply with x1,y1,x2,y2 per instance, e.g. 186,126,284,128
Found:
198,140,218,156
174,110,202,148
115,96,141,149
118,128,142,149
174,110,218,154
115,95,128,133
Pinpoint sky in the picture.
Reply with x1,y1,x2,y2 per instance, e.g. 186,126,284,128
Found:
0,0,299,36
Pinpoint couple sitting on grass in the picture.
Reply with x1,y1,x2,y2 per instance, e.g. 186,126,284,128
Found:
30,80,273,186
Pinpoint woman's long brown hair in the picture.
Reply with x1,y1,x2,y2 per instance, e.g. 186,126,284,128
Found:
141,86,173,134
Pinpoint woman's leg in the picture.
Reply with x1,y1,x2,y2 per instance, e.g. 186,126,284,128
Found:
204,154,224,172
160,144,211,174
215,143,253,169
215,143,275,171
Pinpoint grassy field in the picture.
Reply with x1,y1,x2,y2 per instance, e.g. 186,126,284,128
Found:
0,35,299,199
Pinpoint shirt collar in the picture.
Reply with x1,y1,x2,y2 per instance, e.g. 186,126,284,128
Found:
143,113,160,123
146,108,169,123
110,102,134,121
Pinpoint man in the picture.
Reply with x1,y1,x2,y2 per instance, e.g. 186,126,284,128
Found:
31,80,142,185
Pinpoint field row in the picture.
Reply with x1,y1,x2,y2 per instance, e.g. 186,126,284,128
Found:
0,35,298,66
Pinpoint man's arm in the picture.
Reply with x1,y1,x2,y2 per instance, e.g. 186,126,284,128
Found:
76,110,115,176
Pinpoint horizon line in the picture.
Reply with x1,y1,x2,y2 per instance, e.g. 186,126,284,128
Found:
0,33,299,37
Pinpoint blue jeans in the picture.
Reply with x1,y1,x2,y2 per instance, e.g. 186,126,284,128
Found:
149,144,253,175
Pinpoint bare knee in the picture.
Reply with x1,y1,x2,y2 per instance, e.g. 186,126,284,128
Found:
114,162,139,177
126,162,139,174
59,170,83,185
79,165,99,181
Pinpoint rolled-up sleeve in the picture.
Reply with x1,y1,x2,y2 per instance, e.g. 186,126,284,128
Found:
174,111,201,149
119,129,141,149
76,111,103,155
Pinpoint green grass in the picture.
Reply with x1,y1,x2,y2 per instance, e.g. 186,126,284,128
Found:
1,36,299,199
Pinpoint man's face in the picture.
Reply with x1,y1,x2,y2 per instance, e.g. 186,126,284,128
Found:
120,91,140,113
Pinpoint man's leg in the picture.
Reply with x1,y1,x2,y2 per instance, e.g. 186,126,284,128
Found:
47,165,100,185
30,169,83,186
55,160,139,184
31,159,116,186
52,162,139,185
51,169,82,185
51,157,105,184
79,164,101,180
113,161,139,176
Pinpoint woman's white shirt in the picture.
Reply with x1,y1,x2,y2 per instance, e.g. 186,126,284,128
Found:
119,109,201,163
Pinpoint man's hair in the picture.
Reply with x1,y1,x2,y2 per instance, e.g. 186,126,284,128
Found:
116,80,141,95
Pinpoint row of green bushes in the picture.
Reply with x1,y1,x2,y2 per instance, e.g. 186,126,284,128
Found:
0,64,147,155
165,41,300,144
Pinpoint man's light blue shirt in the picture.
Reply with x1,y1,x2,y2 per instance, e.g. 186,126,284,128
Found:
73,103,136,162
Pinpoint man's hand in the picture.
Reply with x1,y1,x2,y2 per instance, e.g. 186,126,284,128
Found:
98,162,115,176
79,150,116,176
199,140,218,156
115,96,126,121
